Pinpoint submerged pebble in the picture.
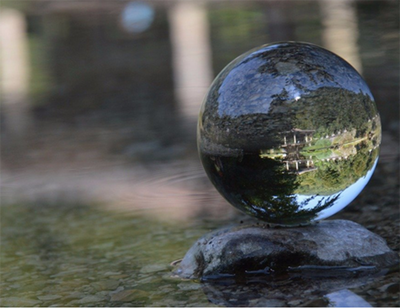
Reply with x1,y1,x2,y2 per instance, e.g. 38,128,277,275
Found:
110,289,148,302
37,294,62,301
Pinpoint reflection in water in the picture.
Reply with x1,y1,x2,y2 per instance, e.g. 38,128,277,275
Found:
325,289,372,307
201,271,380,307
198,42,381,225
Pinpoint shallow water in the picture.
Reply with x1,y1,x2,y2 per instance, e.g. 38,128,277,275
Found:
1,0,399,306
0,202,212,306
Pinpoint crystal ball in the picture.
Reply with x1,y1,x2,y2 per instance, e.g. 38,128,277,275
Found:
198,42,381,226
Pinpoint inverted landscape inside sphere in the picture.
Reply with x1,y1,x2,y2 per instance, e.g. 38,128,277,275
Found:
198,42,381,225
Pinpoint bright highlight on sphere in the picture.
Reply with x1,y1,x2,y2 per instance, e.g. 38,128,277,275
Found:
198,42,381,226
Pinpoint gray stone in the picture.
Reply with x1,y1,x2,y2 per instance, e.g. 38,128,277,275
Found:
110,289,148,302
380,282,400,294
0,297,41,306
76,295,106,304
177,282,202,291
90,279,119,291
37,294,62,301
139,264,168,274
175,219,398,279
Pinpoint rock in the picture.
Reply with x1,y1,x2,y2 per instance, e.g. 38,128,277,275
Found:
287,299,303,306
380,282,400,294
175,219,399,279
139,264,168,274
110,289,148,302
248,298,285,307
302,298,330,307
104,271,121,276
76,295,106,304
177,282,202,291
0,297,41,306
37,294,62,301
90,279,119,291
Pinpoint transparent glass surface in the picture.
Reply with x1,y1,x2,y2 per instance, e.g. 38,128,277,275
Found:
198,42,381,225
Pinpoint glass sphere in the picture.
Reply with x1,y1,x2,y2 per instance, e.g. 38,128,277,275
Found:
198,42,381,226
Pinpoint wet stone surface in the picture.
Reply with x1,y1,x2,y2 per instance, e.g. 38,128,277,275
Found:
175,219,398,279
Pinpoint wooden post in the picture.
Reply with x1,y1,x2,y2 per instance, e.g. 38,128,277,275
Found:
0,8,32,139
168,2,213,121
320,0,362,74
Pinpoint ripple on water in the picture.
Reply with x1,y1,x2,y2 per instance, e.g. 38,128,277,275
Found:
111,166,235,221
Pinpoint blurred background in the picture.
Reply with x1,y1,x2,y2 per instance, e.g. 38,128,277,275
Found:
1,0,398,220
0,1,399,306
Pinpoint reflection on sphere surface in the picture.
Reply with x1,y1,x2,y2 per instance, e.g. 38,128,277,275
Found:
198,42,381,226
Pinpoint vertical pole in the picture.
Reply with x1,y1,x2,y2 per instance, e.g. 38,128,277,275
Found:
0,8,32,139
168,2,213,122
320,0,362,74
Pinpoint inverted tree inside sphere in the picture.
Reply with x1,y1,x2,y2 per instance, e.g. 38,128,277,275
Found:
198,42,381,226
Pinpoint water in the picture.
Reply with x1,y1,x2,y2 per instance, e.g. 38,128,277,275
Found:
0,202,212,306
198,42,381,225
1,0,398,306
